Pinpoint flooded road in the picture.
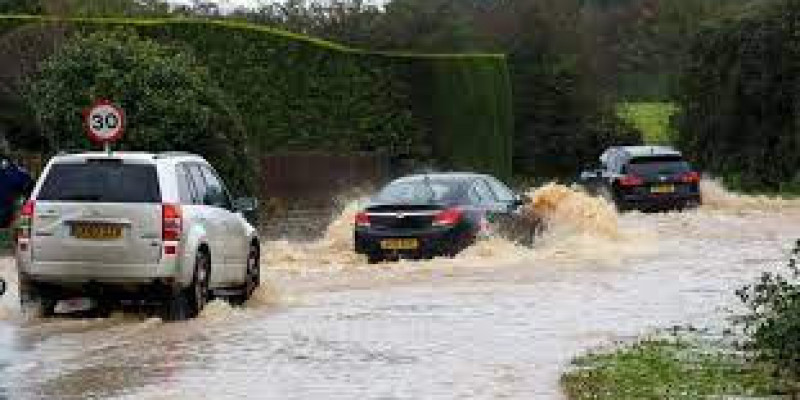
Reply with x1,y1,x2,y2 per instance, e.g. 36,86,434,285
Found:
0,181,797,399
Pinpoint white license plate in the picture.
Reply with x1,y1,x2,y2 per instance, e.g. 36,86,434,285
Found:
651,184,675,194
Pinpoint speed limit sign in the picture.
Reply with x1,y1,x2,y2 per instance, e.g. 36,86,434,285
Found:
83,99,125,143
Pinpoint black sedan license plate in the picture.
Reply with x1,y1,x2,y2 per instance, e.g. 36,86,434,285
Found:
651,184,675,194
380,238,419,250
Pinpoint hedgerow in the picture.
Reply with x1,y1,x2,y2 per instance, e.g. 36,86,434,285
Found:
0,16,514,187
674,0,800,192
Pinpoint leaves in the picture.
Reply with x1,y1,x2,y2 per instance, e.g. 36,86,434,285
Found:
23,29,255,194
737,238,800,383
675,0,800,192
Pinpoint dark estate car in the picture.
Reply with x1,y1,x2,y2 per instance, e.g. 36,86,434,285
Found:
579,146,702,211
354,173,539,263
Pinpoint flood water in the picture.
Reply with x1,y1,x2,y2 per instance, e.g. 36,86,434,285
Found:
0,180,798,399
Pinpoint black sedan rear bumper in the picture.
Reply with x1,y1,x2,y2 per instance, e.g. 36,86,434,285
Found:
618,192,702,211
354,226,475,262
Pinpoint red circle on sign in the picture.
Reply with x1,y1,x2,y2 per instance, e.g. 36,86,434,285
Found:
83,99,125,143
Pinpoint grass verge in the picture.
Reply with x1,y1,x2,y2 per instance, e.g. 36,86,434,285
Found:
617,102,678,145
561,338,784,400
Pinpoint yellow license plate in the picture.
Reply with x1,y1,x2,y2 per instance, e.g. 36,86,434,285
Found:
380,238,419,250
651,184,675,194
71,223,123,240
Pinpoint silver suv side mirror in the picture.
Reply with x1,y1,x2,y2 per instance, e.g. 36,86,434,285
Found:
233,197,258,213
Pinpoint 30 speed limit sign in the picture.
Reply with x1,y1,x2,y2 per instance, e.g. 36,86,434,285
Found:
83,99,125,143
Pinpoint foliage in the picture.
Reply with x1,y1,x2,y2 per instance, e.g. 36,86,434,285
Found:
617,102,677,145
400,54,513,177
23,29,255,193
583,0,754,101
562,339,778,400
0,0,41,14
674,0,800,192
0,0,171,17
1,16,513,182
222,0,642,179
497,0,641,178
228,1,386,49
736,239,800,388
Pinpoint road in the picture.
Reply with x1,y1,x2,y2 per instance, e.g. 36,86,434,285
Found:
0,181,796,399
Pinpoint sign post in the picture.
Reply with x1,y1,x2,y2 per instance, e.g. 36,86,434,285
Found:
83,99,125,154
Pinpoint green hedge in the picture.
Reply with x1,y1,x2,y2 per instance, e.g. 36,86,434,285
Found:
395,54,513,177
674,1,800,192
0,16,514,179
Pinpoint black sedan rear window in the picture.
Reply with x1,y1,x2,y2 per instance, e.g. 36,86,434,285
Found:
37,162,161,203
626,156,691,176
375,179,465,204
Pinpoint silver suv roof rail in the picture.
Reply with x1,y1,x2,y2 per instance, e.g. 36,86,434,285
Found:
155,151,196,159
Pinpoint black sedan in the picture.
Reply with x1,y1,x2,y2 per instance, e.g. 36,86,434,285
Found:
354,172,539,263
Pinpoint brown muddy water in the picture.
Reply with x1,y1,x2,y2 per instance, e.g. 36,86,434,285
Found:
0,180,798,399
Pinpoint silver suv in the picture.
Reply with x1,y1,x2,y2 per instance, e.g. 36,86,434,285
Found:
15,152,260,320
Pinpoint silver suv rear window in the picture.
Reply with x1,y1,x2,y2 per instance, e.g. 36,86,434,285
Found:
37,161,161,203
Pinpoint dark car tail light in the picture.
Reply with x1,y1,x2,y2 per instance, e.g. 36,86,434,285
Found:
355,211,370,227
618,175,644,187
433,207,463,227
15,200,34,241
162,204,183,241
679,171,701,184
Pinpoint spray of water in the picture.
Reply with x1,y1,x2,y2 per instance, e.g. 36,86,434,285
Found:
261,183,642,271
0,257,18,321
699,178,800,211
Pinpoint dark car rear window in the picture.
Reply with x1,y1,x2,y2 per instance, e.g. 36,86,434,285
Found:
375,179,466,204
37,161,161,203
625,156,691,176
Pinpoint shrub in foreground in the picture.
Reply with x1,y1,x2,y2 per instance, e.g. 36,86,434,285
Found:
737,239,800,393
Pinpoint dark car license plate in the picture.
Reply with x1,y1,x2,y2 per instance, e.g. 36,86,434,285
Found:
651,184,675,194
380,238,419,250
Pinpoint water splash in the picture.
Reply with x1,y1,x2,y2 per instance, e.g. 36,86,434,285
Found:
0,257,18,321
699,178,800,211
262,183,650,271
525,183,621,240
263,199,369,272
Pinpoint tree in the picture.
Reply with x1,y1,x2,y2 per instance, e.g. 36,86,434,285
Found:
23,29,254,193
0,23,70,152
0,0,41,14
0,0,172,16
375,0,483,52
674,0,800,191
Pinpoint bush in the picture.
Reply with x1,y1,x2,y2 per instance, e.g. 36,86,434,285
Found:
674,0,800,192
736,239,800,390
504,2,643,179
399,54,513,177
1,16,514,182
23,29,255,193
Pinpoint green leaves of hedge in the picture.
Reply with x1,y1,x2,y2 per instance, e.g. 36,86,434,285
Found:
675,0,800,192
4,16,514,187
23,28,254,193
